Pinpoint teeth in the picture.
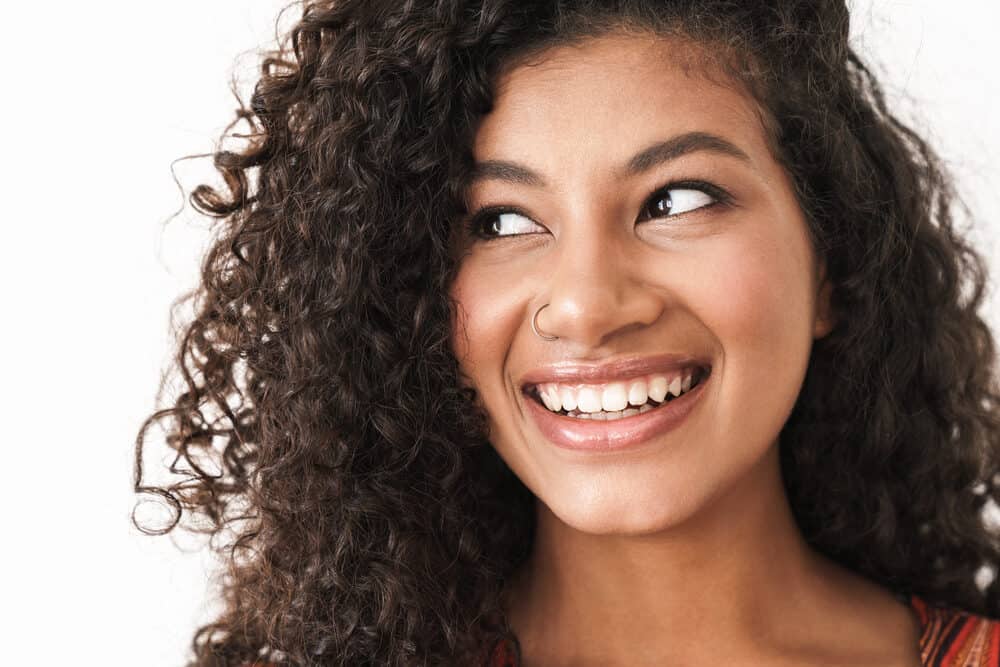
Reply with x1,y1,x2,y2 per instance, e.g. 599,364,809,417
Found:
532,368,705,416
576,387,602,413
648,376,668,402
539,386,551,410
601,383,629,412
560,386,577,411
540,385,561,412
627,380,648,406
568,403,653,419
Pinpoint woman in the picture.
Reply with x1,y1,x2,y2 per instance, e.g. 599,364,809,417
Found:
134,1,1000,665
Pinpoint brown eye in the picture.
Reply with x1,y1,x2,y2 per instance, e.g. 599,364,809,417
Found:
639,186,717,222
465,207,544,241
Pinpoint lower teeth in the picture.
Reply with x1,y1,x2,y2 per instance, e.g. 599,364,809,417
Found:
565,400,661,420
570,403,655,420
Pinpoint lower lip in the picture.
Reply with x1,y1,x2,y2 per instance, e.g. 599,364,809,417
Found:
523,373,709,453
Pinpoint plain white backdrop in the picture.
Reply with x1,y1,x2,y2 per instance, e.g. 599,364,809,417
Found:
0,1,998,664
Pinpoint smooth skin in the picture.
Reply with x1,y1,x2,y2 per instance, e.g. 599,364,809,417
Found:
449,33,922,666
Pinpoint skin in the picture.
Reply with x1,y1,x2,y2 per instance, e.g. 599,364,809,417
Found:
449,33,922,666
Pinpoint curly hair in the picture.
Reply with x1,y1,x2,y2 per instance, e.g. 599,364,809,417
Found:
133,0,1000,664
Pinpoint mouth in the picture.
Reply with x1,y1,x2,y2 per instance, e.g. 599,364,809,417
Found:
520,364,712,452
522,364,711,418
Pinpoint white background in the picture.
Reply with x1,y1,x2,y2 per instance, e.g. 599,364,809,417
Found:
0,1,997,664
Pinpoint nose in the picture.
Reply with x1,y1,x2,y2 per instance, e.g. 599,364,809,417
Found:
534,225,663,349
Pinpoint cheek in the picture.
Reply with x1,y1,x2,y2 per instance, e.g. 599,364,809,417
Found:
448,261,523,395
684,219,818,440
697,230,814,352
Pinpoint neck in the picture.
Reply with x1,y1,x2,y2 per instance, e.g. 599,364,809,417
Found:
502,445,913,664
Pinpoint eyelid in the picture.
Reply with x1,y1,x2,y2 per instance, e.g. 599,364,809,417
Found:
463,204,542,241
637,179,734,222
464,178,734,241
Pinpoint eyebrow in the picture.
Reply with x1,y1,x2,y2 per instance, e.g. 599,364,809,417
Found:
467,131,753,188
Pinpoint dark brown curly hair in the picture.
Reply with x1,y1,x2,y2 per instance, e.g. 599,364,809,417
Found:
133,0,1000,664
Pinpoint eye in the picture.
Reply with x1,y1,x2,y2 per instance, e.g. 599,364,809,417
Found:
464,180,732,242
636,180,730,223
464,206,545,241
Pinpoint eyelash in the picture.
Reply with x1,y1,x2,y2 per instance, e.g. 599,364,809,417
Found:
464,179,734,242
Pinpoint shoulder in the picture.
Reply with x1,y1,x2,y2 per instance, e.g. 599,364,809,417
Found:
910,594,1000,666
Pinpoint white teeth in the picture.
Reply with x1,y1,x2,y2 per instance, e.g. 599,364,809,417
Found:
622,407,639,418
540,385,562,412
638,403,652,414
627,380,648,406
560,386,577,411
538,388,554,411
576,387,603,413
648,376,668,402
532,369,704,415
601,383,629,412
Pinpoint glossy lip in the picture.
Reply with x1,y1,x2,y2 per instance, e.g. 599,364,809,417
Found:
523,369,710,452
519,353,712,390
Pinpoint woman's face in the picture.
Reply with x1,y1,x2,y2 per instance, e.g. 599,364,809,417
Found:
450,33,834,536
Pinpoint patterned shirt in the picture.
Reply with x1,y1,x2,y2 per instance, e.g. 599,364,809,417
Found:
910,594,1000,666
490,594,1000,666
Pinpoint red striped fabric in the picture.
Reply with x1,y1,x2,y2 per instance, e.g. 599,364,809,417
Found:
911,594,1000,666
490,594,1000,666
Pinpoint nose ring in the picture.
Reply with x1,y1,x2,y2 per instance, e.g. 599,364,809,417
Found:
531,303,558,341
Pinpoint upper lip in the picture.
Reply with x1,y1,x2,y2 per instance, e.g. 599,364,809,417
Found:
519,353,712,390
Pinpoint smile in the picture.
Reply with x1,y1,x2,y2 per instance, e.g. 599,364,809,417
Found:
525,366,708,418
522,366,711,452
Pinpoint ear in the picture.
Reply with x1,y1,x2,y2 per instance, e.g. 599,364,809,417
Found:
813,260,837,340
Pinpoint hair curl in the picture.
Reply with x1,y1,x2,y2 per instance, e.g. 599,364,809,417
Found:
134,1,1000,664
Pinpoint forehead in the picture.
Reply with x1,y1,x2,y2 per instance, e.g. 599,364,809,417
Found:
473,33,773,175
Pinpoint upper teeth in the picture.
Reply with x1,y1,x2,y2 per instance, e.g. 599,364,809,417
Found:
533,370,697,414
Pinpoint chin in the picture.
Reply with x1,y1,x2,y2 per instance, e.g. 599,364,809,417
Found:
539,476,714,537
